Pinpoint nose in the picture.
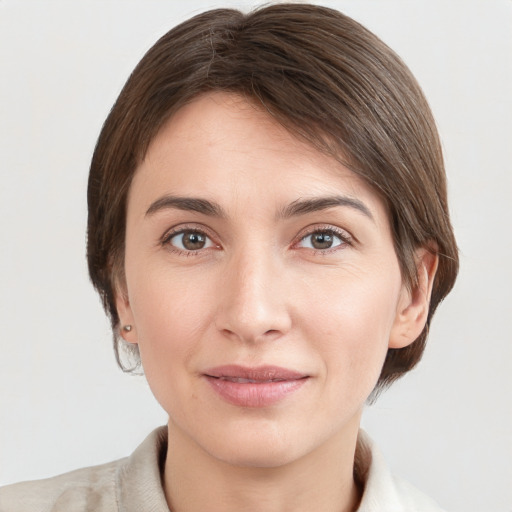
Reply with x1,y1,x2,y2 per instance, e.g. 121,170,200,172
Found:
215,250,292,344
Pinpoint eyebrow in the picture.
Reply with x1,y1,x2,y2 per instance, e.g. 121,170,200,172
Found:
145,195,225,218
145,194,373,221
279,195,374,221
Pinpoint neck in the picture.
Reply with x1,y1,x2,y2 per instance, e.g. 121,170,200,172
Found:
163,419,362,512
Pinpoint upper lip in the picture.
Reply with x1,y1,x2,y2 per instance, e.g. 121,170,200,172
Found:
204,365,308,382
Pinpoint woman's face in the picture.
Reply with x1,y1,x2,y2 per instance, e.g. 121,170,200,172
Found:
119,92,414,467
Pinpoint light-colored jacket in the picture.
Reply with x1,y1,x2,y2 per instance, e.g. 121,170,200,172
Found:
0,427,446,511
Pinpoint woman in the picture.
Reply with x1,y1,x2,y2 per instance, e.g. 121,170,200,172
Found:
0,4,458,511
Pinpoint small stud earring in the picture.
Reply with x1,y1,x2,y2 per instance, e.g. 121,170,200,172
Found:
123,325,132,332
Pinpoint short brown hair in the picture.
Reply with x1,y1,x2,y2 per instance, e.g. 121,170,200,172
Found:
87,3,458,392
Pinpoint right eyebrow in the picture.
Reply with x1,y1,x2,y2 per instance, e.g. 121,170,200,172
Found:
145,195,226,218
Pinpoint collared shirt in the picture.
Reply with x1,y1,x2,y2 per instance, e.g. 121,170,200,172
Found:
0,427,446,511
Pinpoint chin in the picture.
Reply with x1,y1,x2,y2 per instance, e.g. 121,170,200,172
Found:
212,438,302,469
199,417,321,469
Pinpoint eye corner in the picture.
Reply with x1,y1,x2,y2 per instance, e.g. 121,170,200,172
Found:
160,224,221,255
294,225,353,253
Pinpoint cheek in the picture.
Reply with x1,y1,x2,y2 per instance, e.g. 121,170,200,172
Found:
302,266,401,392
125,263,211,392
128,250,213,330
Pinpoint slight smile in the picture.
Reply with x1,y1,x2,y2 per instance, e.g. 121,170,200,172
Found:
203,365,310,408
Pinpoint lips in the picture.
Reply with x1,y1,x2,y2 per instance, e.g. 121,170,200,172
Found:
203,365,309,407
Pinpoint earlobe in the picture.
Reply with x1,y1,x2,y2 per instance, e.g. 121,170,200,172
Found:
389,247,439,349
115,285,138,344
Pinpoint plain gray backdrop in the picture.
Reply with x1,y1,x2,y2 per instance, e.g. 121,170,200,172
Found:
1,1,511,511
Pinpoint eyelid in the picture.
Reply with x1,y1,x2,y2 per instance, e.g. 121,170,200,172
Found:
159,222,353,255
160,223,221,252
293,224,353,251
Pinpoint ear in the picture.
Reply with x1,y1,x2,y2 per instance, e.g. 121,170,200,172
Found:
389,246,439,349
115,281,138,345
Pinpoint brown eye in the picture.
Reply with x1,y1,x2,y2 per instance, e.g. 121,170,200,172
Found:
298,230,345,251
311,232,335,249
167,230,214,251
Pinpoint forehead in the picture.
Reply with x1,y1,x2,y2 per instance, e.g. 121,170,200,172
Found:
130,92,389,225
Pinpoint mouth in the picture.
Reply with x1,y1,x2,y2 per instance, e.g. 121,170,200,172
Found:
203,365,309,407
215,377,291,383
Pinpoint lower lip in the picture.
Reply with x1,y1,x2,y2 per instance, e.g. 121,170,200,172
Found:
204,376,308,408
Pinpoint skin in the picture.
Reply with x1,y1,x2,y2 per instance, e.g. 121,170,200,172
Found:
117,92,437,512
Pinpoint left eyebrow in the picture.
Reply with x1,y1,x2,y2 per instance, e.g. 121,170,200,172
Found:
278,195,374,221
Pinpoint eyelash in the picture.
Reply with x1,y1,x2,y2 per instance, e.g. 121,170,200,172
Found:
161,224,352,256
161,225,219,257
294,226,352,254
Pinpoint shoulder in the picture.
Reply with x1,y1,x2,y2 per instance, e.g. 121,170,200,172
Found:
0,427,169,512
0,458,124,512
388,474,447,512
356,430,447,512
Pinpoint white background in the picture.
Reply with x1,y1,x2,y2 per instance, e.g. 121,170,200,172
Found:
0,1,511,511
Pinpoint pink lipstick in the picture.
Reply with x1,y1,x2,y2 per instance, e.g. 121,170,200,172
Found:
203,365,308,407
